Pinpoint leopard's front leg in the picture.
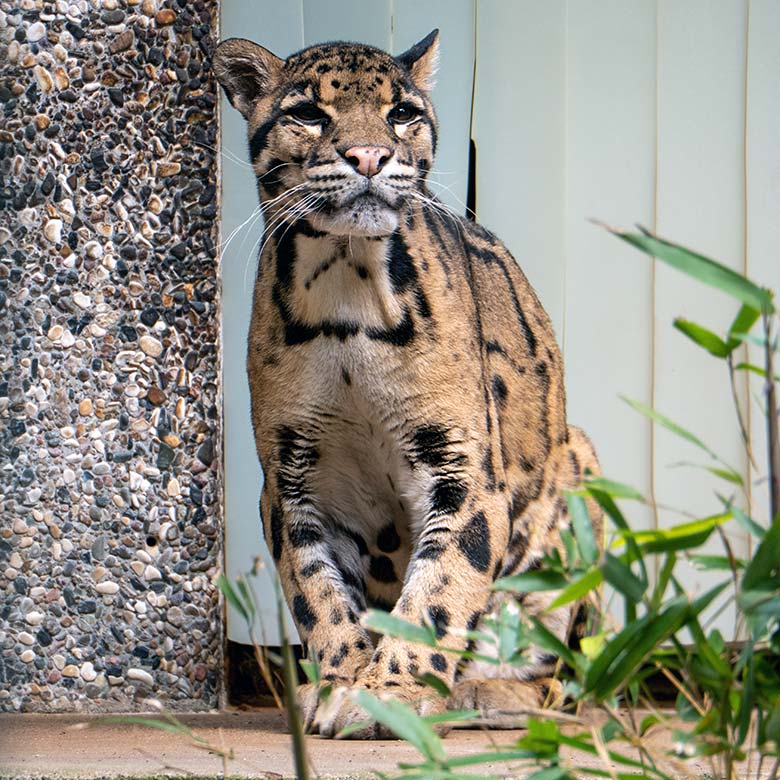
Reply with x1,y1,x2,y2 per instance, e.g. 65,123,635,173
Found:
316,490,511,738
260,486,374,731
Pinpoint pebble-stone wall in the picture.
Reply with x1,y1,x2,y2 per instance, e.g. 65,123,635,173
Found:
0,0,223,712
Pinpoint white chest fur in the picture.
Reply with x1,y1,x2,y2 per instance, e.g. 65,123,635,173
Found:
288,233,404,331
286,335,430,556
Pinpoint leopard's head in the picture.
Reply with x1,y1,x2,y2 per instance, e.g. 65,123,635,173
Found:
213,31,439,237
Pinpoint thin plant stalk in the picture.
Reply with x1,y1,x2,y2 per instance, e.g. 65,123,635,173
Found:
727,351,759,470
764,313,780,525
276,579,310,780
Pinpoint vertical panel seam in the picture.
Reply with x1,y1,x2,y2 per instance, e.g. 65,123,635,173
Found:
743,0,752,560
650,0,660,559
388,0,394,52
561,0,569,359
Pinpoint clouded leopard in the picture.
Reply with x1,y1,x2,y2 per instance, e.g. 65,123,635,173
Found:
213,29,602,738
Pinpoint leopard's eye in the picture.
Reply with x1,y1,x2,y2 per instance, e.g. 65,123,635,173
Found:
288,102,329,125
388,102,422,124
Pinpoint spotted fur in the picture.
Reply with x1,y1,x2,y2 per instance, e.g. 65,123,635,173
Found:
214,30,602,739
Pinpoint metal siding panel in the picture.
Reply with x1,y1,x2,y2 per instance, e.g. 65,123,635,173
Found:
302,0,391,49
221,0,305,644
656,0,749,632
472,0,567,338
747,0,780,530
564,0,657,533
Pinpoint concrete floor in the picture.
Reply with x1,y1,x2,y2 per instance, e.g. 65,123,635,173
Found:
0,707,748,779
0,709,544,779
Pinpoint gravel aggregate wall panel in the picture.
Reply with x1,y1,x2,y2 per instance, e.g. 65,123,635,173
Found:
0,0,223,712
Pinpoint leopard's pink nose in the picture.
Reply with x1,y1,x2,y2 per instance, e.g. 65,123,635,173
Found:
343,145,392,177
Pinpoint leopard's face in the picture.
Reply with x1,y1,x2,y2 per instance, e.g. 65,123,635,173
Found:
214,33,439,237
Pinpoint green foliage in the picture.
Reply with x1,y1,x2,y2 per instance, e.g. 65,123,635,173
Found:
350,226,780,780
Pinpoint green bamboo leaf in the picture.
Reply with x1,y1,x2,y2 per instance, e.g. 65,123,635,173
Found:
685,607,732,680
588,489,648,586
738,590,780,618
765,699,780,744
742,521,780,590
584,476,645,501
724,499,766,540
727,304,761,351
591,599,690,698
525,768,570,780
690,554,745,571
734,331,780,350
235,575,257,621
671,460,744,486
640,714,661,735
547,567,603,610
584,595,686,696
733,362,780,381
601,553,646,603
673,318,730,358
420,709,480,726
216,574,249,623
298,659,320,684
413,673,451,698
618,513,729,554
580,633,607,660
446,749,537,767
362,610,436,646
527,616,578,668
702,466,744,486
683,591,733,688
650,553,676,611
493,570,569,593
567,492,598,566
351,690,445,762
559,527,578,569
621,396,714,456
601,224,774,312
689,580,731,618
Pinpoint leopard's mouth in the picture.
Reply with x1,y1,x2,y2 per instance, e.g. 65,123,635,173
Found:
339,190,393,210
309,188,401,237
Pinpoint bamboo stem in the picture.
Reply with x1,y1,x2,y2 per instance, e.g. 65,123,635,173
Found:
764,313,779,525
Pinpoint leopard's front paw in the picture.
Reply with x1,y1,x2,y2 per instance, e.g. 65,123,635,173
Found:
295,678,353,734
295,682,322,733
315,681,447,740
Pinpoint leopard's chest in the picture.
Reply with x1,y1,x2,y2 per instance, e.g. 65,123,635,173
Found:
299,341,424,538
285,232,404,333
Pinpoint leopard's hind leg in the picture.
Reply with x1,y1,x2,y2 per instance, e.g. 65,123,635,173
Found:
449,426,602,724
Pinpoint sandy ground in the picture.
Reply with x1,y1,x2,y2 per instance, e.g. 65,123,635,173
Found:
0,709,545,779
0,707,753,779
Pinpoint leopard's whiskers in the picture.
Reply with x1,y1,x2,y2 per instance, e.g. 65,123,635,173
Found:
245,191,326,290
192,138,256,171
236,190,317,291
219,203,264,264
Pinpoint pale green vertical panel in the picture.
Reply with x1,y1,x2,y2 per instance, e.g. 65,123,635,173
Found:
221,1,304,645
564,0,656,533
472,1,566,339
747,1,780,529
302,0,391,49
656,0,748,634
393,0,475,213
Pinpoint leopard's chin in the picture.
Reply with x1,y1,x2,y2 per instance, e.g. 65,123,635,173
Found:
308,195,400,237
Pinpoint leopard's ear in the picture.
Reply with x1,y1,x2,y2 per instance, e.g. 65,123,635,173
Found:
397,29,439,93
213,38,284,119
